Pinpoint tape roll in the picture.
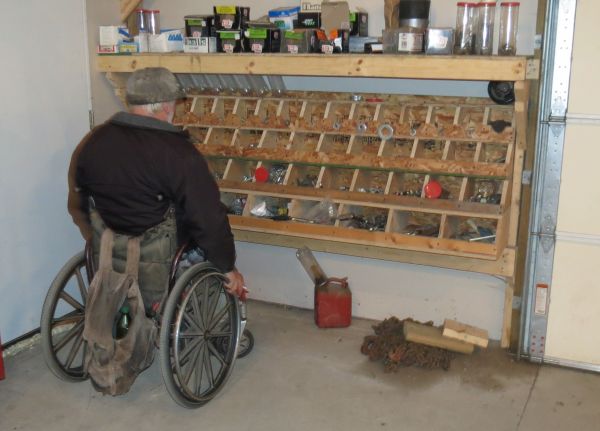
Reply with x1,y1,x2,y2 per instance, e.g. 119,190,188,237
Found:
377,123,394,141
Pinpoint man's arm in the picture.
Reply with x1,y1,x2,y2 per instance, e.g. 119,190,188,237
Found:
67,131,93,241
164,142,237,273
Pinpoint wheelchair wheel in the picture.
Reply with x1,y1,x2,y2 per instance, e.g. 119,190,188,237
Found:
237,329,254,359
159,262,241,408
40,251,89,382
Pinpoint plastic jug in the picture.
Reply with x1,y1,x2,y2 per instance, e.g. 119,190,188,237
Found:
315,277,352,328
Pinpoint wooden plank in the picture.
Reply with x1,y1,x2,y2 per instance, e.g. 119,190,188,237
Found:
97,54,528,81
228,215,498,259
443,319,489,348
120,0,141,22
200,146,509,178
404,321,475,354
501,283,515,349
232,229,516,277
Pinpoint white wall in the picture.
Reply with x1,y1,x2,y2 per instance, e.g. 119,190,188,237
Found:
0,1,90,341
88,0,540,339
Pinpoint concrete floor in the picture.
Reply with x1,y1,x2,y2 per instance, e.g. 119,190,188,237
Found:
2,301,600,431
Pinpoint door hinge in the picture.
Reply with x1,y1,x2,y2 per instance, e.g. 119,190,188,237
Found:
88,110,95,130
512,295,522,310
522,170,532,185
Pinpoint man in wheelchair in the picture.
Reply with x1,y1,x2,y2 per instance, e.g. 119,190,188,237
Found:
67,67,246,311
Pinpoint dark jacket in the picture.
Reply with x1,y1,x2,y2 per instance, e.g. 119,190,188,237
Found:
67,112,236,272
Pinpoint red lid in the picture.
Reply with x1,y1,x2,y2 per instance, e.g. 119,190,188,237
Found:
477,2,497,6
424,180,442,199
457,2,477,6
254,166,269,183
500,2,520,5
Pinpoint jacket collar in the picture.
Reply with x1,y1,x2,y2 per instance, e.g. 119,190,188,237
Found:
109,112,183,134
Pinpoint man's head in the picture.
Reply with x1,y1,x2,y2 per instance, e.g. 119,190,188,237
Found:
126,67,185,123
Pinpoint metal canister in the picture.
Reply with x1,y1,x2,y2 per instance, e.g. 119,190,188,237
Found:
314,278,352,328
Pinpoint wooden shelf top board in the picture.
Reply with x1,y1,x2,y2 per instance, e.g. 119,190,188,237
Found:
97,53,528,82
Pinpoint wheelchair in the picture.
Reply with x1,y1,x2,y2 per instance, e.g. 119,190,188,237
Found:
40,242,254,408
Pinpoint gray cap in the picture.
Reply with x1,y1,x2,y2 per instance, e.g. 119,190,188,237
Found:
126,67,185,105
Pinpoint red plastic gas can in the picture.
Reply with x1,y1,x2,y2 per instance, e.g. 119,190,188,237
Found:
314,278,352,328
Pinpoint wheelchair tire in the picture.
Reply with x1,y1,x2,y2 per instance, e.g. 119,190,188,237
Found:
40,251,89,382
159,262,241,408
237,329,254,359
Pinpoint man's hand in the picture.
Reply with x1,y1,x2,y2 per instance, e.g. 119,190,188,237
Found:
224,268,247,300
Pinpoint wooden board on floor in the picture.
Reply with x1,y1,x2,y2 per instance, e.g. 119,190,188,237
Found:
404,321,475,354
442,319,489,348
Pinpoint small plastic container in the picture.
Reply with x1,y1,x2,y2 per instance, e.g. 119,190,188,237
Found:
382,27,424,54
454,2,477,55
498,2,520,56
475,2,496,55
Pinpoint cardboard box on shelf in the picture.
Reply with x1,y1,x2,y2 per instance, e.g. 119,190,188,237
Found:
349,11,368,36
149,29,184,52
184,36,217,53
321,1,350,33
297,12,321,29
269,6,300,30
214,6,250,30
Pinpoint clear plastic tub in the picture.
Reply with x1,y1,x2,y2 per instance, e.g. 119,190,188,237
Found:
475,2,495,55
454,2,477,55
498,2,520,56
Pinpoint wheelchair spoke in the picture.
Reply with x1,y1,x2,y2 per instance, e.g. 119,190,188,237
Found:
207,331,231,338
178,337,203,365
208,303,230,332
74,268,88,306
207,341,226,366
182,312,202,334
53,320,84,353
183,341,203,386
59,291,84,312
52,312,84,327
194,343,206,397
202,341,215,390
206,281,221,328
65,328,85,368
189,287,205,331
202,278,210,327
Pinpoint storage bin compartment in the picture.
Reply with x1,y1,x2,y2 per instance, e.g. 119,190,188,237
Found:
318,134,352,154
278,99,304,124
388,172,426,197
255,99,281,123
406,105,430,124
353,169,390,194
432,105,458,126
287,165,322,188
380,104,405,124
224,160,257,182
426,175,463,200
390,211,441,237
350,135,381,156
288,199,339,225
301,101,328,127
353,103,379,123
261,130,291,149
192,97,217,117
257,162,289,185
338,205,389,232
327,102,353,123
480,143,508,164
249,196,291,218
289,132,321,152
207,157,229,180
221,192,248,215
464,178,504,204
443,216,497,243
458,106,487,125
207,127,236,146
237,98,260,121
447,141,477,162
233,129,264,149
414,139,445,159
187,126,210,144
380,138,415,158
319,167,356,191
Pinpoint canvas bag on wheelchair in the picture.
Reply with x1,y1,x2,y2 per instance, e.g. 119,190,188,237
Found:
82,228,156,396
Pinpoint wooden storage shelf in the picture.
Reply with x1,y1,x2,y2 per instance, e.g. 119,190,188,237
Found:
99,55,529,279
97,53,529,81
